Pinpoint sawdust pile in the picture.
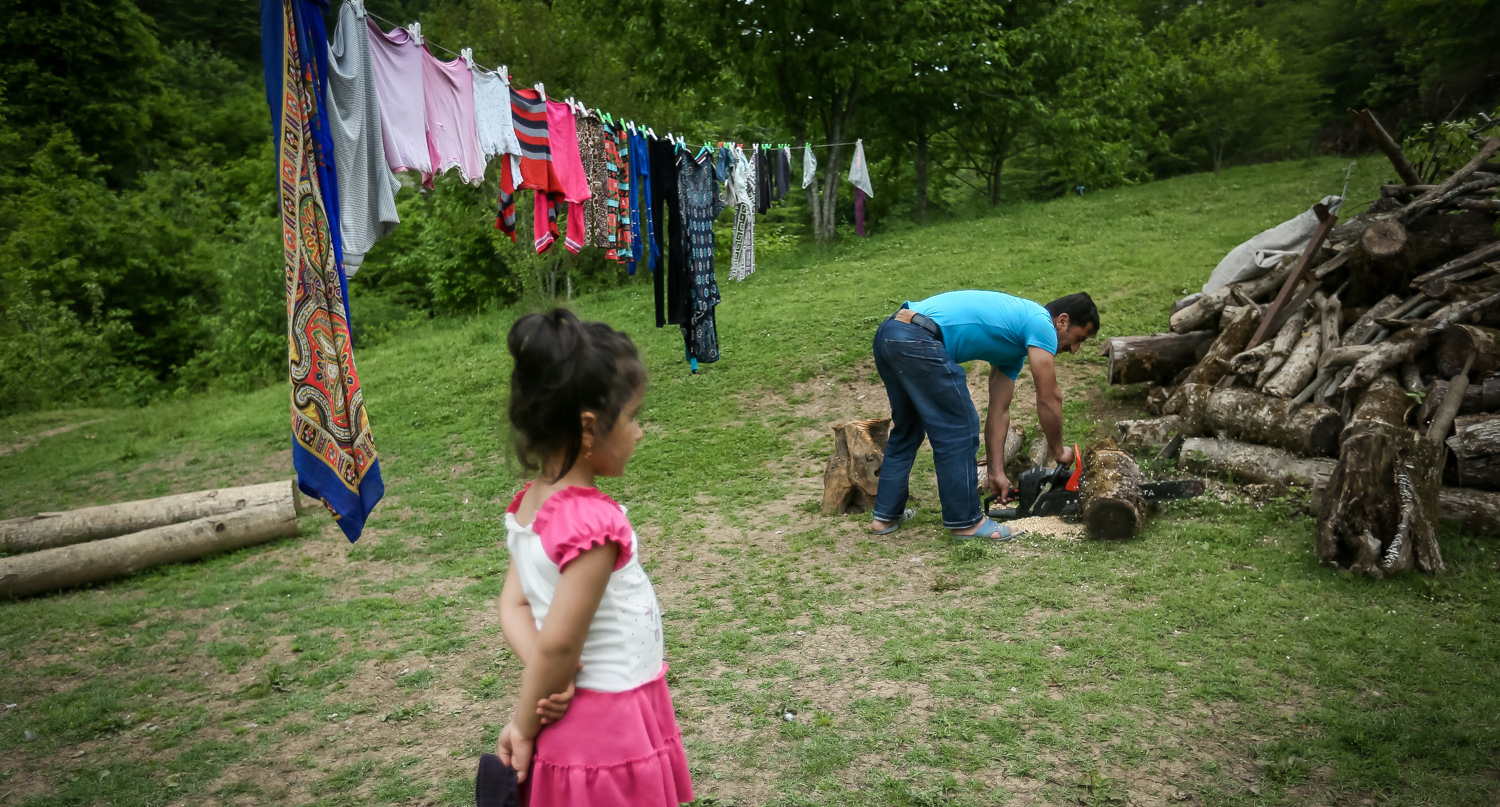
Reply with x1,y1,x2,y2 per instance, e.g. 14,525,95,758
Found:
1004,515,1082,540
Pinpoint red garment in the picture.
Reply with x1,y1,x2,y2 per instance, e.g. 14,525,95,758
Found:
495,86,563,252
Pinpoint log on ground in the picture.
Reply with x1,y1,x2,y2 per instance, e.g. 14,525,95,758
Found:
1079,437,1148,540
821,418,892,515
1101,331,1214,385
0,480,301,555
1313,478,1500,535
0,501,301,599
1178,437,1334,488
1317,419,1445,576
1116,417,1181,451
1177,383,1344,457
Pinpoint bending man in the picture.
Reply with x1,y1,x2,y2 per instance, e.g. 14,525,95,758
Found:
869,291,1098,540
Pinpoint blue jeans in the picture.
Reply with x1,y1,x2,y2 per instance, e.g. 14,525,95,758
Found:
871,316,983,529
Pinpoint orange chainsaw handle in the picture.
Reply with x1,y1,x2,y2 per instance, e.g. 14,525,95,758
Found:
1064,443,1082,492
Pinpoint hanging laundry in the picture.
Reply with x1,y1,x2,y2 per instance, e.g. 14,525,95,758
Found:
472,63,523,180
575,110,612,251
609,125,632,264
420,45,484,186
497,85,563,251
677,149,727,364
774,147,791,202
802,143,817,189
648,137,680,328
366,16,431,176
547,99,592,254
724,145,755,282
263,0,383,542
848,138,873,237
627,130,653,277
755,147,771,215
327,0,399,276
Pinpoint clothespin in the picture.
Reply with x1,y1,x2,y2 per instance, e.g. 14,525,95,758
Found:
409,21,422,44
499,65,508,82
460,47,474,69
350,0,365,18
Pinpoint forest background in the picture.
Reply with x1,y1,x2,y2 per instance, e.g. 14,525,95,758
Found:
1,0,1497,414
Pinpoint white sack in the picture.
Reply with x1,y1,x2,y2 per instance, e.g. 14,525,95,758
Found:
1202,195,1342,294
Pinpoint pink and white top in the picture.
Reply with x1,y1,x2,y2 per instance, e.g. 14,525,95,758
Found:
365,17,431,176
505,486,664,693
421,46,485,185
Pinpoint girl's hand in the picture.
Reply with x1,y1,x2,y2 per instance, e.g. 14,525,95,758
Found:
537,663,582,725
497,721,536,783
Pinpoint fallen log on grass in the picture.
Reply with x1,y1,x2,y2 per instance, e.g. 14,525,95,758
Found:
1311,478,1500,535
1177,437,1334,488
1100,331,1214,385
0,480,302,555
1115,416,1181,451
1079,437,1148,541
821,418,891,515
0,501,301,598
1177,383,1343,457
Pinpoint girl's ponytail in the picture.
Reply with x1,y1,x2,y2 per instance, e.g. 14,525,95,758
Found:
507,309,645,479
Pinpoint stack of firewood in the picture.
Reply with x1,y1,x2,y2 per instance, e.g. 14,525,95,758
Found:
1105,110,1500,576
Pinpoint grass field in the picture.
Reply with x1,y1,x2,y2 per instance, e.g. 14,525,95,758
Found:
3,157,1498,807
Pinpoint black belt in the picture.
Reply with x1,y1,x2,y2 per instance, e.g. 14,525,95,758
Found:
894,308,943,341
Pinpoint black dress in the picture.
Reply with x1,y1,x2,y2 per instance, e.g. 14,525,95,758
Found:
648,138,682,328
676,149,726,363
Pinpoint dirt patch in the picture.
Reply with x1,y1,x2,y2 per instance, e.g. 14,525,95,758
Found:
0,417,111,458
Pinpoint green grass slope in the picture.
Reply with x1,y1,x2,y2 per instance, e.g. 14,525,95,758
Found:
2,157,1497,807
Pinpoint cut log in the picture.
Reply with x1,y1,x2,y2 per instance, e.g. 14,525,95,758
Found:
1227,342,1273,375
1171,293,1203,317
1169,257,1295,334
1342,373,1411,443
1028,434,1053,469
1410,241,1500,287
1420,379,1450,427
1178,437,1335,488
1317,420,1445,576
0,481,301,555
1183,305,1261,387
1263,321,1323,398
1344,294,1403,345
1436,324,1500,378
1460,374,1500,413
1420,276,1500,301
1115,416,1182,451
1101,331,1214,386
1399,362,1423,393
1000,425,1027,478
1348,211,1500,305
1349,108,1424,186
1341,327,1434,390
1079,437,1148,541
1177,383,1343,457
821,418,891,515
0,502,301,599
1256,305,1312,387
1444,414,1500,490
1320,344,1376,368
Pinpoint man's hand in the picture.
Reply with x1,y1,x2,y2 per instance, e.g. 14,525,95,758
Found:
1056,444,1076,467
987,465,1014,503
497,720,536,782
535,663,582,725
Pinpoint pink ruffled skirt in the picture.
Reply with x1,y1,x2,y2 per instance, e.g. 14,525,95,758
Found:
523,665,693,807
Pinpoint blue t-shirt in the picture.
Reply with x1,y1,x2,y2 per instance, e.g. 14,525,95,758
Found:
908,291,1058,379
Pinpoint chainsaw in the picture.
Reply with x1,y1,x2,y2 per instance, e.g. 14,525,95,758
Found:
983,443,1206,520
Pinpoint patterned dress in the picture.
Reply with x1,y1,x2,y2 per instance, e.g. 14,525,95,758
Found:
676,150,726,364
609,126,632,264
575,111,612,249
603,127,629,261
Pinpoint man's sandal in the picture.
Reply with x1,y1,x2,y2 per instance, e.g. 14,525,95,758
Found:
872,508,916,535
952,517,1020,542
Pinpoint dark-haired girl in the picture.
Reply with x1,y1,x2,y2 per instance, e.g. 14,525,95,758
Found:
495,309,693,806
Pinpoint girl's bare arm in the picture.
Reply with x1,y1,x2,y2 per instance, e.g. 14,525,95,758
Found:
498,563,539,665
512,544,616,738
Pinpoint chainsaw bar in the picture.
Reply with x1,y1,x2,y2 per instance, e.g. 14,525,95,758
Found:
986,480,1206,521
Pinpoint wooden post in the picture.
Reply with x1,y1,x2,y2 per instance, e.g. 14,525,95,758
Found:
1079,437,1148,541
1,480,301,555
0,501,301,599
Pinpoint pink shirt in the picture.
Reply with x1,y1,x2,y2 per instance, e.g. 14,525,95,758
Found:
546,100,591,203
365,17,431,175
421,47,485,185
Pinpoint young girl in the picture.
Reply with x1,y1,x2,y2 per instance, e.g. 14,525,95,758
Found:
496,309,693,806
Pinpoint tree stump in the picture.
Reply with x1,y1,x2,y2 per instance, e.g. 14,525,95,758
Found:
1317,421,1445,576
821,418,892,515
1079,437,1148,540
1100,331,1214,386
1341,373,1411,443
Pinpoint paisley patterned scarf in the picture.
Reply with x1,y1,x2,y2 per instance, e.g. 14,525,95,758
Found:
264,0,383,541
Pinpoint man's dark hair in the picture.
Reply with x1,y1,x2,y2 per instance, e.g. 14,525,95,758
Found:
1045,293,1100,334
